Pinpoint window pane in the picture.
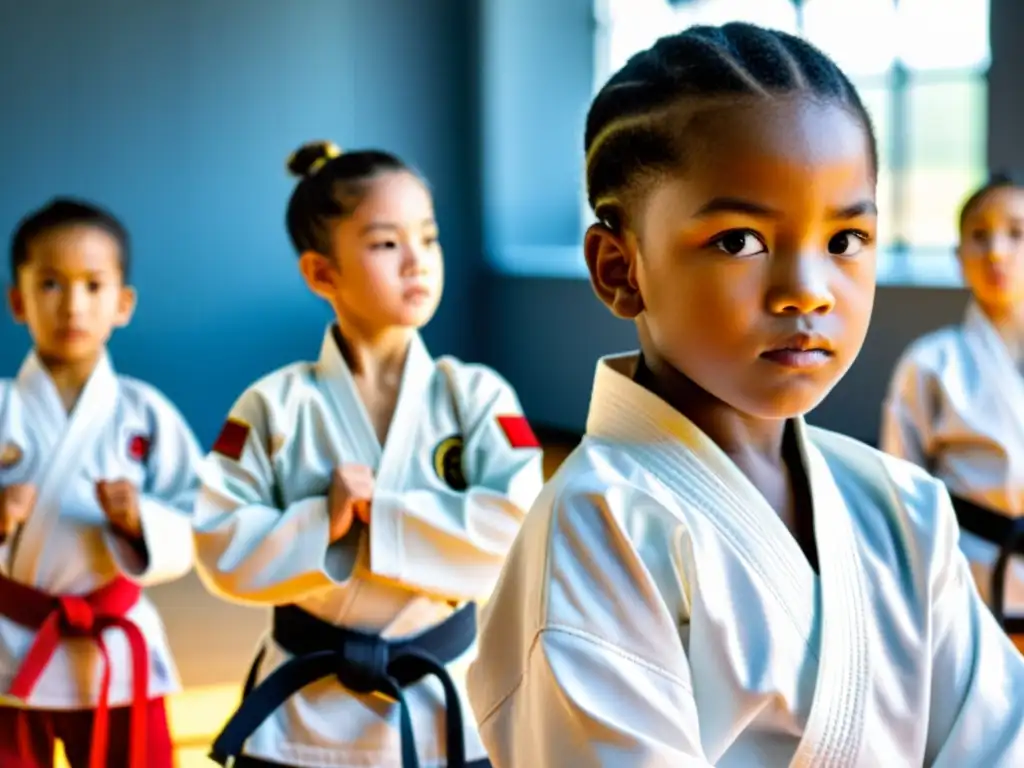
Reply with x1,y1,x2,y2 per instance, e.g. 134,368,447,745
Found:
904,75,987,249
802,0,898,77
851,82,896,248
603,0,678,77
602,0,799,78
897,0,991,71
677,0,798,34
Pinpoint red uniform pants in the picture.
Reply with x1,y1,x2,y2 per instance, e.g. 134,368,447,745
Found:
0,698,173,768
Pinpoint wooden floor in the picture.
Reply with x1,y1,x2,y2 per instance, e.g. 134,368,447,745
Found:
48,435,1024,764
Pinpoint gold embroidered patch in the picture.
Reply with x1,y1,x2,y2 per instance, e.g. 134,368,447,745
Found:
432,435,467,491
0,442,22,470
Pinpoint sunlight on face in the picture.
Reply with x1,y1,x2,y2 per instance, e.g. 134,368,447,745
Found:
958,186,1024,313
8,226,133,364
631,96,877,419
322,171,443,335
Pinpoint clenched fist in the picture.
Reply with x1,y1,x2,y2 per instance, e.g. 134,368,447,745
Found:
0,484,36,542
95,479,142,540
328,464,374,543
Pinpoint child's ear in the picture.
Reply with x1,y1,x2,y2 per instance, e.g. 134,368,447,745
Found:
114,285,137,328
298,251,339,303
7,286,26,324
584,222,644,319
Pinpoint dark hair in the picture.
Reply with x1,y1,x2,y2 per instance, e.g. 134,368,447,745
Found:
585,22,877,229
10,198,130,282
285,140,416,255
958,172,1023,231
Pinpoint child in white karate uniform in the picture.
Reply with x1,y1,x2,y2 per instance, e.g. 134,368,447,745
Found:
0,198,201,768
882,174,1024,629
193,142,543,768
467,23,1024,768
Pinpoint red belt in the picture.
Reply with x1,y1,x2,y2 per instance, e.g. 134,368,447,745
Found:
0,573,149,768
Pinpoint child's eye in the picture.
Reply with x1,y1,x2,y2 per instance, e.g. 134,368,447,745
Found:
87,281,102,292
711,230,765,258
828,230,869,258
371,240,398,251
41,279,59,291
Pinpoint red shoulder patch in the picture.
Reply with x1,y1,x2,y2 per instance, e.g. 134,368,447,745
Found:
212,418,250,461
497,415,540,449
127,434,151,463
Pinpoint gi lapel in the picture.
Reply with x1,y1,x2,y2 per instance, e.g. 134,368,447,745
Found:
586,355,819,648
9,352,119,583
788,424,872,768
375,333,434,491
588,355,876,766
316,326,435,491
316,326,383,469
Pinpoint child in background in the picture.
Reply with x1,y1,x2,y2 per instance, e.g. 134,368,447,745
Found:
882,174,1024,628
193,142,543,768
467,24,1024,768
0,198,201,768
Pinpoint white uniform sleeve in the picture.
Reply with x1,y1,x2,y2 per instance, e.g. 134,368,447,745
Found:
192,388,356,605
104,390,202,587
468,484,712,767
879,351,936,467
926,486,1024,766
369,368,543,601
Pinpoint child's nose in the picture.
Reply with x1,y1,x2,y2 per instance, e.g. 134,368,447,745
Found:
766,252,836,317
64,284,90,315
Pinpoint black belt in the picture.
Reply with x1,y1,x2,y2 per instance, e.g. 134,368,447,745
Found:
209,602,477,768
949,494,1024,632
950,494,1024,546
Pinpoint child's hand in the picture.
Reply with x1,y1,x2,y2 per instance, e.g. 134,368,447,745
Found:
328,464,374,542
95,480,142,540
0,484,36,542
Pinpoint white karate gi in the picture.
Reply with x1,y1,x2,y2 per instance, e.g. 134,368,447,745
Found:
468,352,1024,768
0,350,201,708
882,302,1024,616
193,327,543,768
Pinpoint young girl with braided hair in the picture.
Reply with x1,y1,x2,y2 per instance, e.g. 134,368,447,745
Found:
468,23,1024,768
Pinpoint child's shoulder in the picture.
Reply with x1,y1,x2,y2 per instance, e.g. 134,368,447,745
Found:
115,374,186,422
809,426,956,554
528,437,671,537
434,355,517,397
232,360,319,408
211,361,324,440
810,425,945,489
894,323,967,375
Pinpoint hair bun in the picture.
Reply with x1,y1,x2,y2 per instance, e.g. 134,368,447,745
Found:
286,141,343,179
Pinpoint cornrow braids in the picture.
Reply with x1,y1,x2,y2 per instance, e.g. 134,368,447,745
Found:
285,140,417,256
585,22,877,229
